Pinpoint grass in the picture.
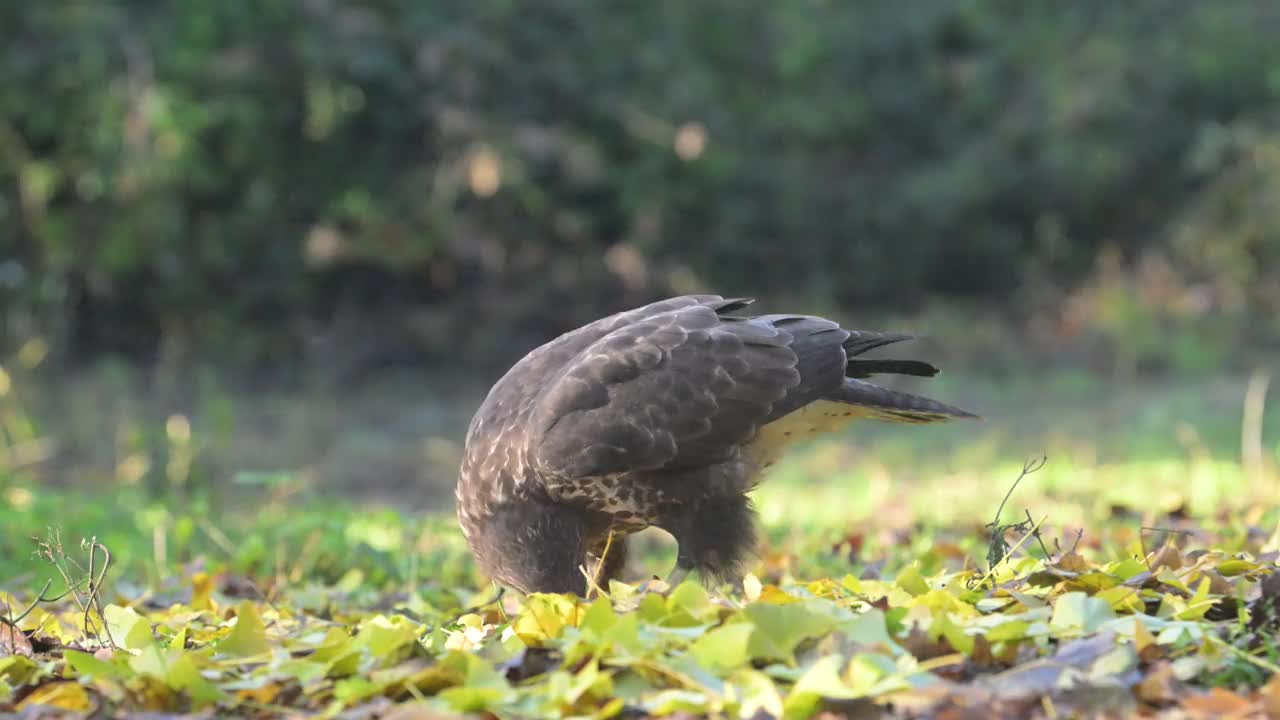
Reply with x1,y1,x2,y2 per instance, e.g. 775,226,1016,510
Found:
2,363,1279,716
2,362,1278,588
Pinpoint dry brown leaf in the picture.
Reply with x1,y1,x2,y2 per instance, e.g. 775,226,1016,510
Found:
1195,568,1235,595
1054,551,1090,573
970,634,996,666
0,623,33,658
1181,687,1259,719
1147,544,1185,572
1134,661,1179,706
900,624,956,662
1261,672,1280,720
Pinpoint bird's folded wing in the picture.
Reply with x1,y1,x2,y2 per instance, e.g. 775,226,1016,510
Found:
527,304,839,481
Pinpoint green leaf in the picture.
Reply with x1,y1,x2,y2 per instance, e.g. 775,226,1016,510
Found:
0,656,39,685
840,608,898,652
579,596,617,639
689,622,753,676
63,650,130,680
167,652,226,706
847,652,901,694
1216,558,1259,576
333,676,381,704
129,643,171,678
1050,592,1116,635
103,604,153,650
642,689,711,715
354,613,420,662
986,619,1031,642
667,581,713,619
731,668,785,720
1104,558,1150,580
746,603,838,663
1088,643,1137,679
928,611,974,655
895,564,930,596
784,655,857,720
603,611,642,655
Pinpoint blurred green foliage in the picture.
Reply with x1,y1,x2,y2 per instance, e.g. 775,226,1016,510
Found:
2,2,1280,367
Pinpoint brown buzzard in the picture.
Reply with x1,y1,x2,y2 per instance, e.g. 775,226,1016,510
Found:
456,295,975,594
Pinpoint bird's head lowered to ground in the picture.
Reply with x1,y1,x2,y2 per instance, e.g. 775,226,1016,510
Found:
457,492,596,595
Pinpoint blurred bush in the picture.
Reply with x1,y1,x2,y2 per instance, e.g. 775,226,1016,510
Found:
2,1,1279,370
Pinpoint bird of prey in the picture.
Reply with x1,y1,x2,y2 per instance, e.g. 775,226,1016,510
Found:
456,295,976,595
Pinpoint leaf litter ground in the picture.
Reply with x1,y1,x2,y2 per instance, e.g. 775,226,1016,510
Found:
3,493,1280,718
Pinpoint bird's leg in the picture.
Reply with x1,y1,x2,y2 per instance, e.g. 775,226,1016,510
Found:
661,495,758,589
664,564,692,589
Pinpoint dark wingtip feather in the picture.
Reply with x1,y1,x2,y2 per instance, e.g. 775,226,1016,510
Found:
842,331,914,356
846,359,940,379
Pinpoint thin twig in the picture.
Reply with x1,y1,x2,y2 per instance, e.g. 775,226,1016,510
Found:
586,530,617,599
988,455,1048,530
84,538,116,649
975,514,1050,588
985,455,1049,571
1206,633,1280,675
1025,509,1052,558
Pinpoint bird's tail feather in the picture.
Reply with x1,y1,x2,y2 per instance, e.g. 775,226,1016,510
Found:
828,378,978,424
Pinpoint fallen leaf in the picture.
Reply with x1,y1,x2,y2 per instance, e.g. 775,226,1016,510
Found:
16,681,98,713
1134,661,1179,706
191,571,215,612
1054,552,1089,573
1146,544,1184,572
1181,687,1258,719
688,622,752,676
0,624,33,658
217,601,271,658
1259,671,1280,719
1049,592,1115,635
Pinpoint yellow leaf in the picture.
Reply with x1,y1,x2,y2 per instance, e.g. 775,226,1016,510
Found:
1094,586,1144,613
17,681,96,712
190,572,214,612
217,601,271,658
1132,618,1158,654
895,564,929,597
1216,558,1259,576
234,681,283,705
169,625,187,651
1174,577,1216,621
757,585,801,605
512,594,583,646
355,614,421,662
0,656,39,686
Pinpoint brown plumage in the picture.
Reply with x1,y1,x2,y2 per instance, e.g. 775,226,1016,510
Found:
456,295,976,594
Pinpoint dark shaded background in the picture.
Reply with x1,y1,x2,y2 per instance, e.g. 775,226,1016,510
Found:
5,1,1280,372
1,2,1279,506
